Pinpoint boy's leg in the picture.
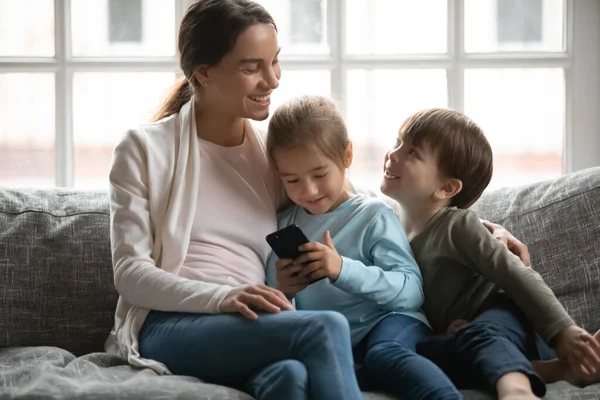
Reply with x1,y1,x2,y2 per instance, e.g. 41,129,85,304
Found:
360,314,465,400
532,329,600,387
139,309,363,400
453,295,547,399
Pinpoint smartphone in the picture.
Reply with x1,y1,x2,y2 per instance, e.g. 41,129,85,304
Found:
266,224,310,260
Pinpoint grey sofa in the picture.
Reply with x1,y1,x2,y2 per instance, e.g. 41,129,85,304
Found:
1,167,599,400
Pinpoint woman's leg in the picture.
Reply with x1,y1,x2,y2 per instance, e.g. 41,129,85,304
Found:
453,295,548,399
359,314,464,400
138,309,362,400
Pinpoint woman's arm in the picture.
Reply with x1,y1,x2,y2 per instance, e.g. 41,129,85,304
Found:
110,130,234,313
481,219,531,266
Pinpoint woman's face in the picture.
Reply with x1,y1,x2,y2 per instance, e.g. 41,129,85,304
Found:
201,23,281,121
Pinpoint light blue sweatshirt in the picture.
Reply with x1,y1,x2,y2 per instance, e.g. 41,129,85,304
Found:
266,194,429,346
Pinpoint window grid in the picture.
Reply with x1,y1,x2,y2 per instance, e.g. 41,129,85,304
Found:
1,0,595,186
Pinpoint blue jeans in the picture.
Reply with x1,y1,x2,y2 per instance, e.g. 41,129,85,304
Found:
138,309,363,400
417,294,556,398
354,314,465,400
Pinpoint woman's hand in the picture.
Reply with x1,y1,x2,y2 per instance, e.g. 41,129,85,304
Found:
482,220,531,266
295,230,343,281
220,284,294,320
275,258,310,299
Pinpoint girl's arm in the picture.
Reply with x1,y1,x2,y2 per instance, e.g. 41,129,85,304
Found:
332,208,424,312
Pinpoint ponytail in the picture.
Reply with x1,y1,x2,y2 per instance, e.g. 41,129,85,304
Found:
152,78,193,122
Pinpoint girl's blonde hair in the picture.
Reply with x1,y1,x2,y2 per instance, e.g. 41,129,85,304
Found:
266,95,349,169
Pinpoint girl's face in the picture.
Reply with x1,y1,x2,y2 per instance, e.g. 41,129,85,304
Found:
273,145,351,215
200,23,281,121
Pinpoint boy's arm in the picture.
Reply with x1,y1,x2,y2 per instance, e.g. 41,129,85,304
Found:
332,208,424,312
451,210,574,343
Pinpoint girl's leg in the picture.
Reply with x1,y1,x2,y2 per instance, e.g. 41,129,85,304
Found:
360,314,464,400
453,295,547,399
139,309,363,400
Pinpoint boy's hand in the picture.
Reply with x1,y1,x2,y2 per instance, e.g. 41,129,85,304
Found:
274,258,310,299
295,230,342,281
555,325,600,375
446,319,470,335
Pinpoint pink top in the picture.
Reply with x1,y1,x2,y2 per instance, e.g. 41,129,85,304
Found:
179,134,277,286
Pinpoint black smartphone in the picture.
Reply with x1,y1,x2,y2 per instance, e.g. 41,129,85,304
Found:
266,224,310,260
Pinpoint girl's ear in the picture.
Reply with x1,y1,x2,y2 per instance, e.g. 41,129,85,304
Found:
344,141,354,169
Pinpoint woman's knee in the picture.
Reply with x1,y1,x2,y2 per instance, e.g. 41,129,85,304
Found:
275,359,308,386
310,310,350,336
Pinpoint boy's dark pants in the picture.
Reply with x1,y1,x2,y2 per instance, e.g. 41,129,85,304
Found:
417,294,557,397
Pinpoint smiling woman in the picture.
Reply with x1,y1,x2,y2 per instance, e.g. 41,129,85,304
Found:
105,1,364,400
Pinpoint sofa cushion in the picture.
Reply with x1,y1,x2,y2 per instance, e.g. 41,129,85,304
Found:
0,346,252,400
0,190,116,355
471,167,600,334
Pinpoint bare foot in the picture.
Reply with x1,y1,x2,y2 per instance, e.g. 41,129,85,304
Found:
565,329,600,387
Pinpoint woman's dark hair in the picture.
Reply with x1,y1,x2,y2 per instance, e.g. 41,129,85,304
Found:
153,0,276,121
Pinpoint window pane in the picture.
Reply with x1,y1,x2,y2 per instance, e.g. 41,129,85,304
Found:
0,74,55,187
0,0,54,56
71,0,176,57
256,0,329,55
252,70,331,132
73,72,177,188
346,0,447,55
464,68,564,188
346,69,447,190
465,0,564,53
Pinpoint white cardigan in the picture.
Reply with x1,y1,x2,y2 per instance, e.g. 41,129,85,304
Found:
104,98,280,374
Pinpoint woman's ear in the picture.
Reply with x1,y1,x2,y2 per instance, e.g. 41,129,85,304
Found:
193,65,211,87
344,141,354,169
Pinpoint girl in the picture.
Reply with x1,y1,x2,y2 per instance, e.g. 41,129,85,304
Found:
265,95,465,400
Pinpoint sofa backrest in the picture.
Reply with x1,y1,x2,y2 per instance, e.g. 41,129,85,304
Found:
0,190,116,355
1,167,599,355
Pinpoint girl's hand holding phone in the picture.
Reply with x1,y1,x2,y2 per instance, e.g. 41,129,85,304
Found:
294,230,343,282
275,258,310,299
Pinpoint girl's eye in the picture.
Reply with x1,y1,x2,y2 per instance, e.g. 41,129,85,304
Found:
285,179,299,184
314,173,328,179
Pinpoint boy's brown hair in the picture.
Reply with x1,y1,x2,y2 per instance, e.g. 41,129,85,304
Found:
266,95,349,169
400,108,493,208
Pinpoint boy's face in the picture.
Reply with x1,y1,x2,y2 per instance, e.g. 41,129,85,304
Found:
380,134,445,207
273,145,350,215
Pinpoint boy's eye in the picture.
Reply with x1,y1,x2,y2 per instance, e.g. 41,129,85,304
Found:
394,139,402,148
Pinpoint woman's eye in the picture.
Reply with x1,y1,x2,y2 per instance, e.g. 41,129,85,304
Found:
272,59,279,66
394,139,401,148
245,66,260,74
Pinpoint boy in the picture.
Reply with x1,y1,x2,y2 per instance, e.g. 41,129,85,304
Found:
380,108,600,400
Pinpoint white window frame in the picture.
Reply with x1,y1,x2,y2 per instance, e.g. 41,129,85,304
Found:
264,0,600,174
0,0,188,187
1,0,598,187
